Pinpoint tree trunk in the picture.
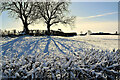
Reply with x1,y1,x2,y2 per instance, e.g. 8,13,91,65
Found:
47,25,50,36
20,16,29,34
23,23,29,34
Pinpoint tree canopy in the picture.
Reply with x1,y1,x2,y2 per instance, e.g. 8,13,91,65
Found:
35,1,75,35
0,1,38,34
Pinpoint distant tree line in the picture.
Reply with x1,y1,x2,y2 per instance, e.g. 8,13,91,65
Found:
0,29,77,37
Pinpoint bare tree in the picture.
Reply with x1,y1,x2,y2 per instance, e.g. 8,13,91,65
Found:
0,1,38,34
35,1,75,35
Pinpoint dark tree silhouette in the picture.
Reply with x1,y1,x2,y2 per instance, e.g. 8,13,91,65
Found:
0,2,38,34
35,1,75,35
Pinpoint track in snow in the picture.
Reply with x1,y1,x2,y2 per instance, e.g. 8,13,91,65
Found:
2,36,100,57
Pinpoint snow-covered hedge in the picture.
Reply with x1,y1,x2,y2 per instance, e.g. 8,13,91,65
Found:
1,48,120,80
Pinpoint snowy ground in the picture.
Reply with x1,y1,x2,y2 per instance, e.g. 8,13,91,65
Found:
60,35,119,51
1,35,119,57
1,36,96,57
1,35,120,79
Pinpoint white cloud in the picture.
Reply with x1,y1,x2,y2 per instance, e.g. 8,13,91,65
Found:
78,12,118,20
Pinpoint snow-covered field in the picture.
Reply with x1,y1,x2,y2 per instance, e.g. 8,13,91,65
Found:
1,35,119,56
63,35,119,51
1,35,120,79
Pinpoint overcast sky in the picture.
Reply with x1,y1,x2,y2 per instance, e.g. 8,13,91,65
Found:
0,2,118,33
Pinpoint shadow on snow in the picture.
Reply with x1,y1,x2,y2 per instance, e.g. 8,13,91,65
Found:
2,36,96,57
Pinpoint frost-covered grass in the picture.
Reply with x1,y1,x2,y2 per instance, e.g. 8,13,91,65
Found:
1,35,120,79
1,48,120,79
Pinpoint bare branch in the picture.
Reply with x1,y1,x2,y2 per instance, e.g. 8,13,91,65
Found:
35,1,75,34
1,2,39,34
